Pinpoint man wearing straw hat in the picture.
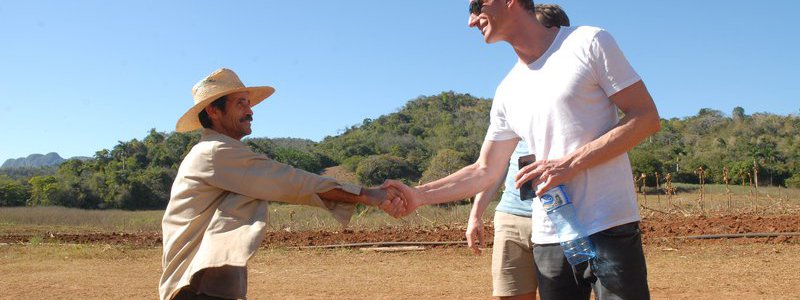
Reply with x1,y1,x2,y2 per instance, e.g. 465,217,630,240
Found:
159,68,405,300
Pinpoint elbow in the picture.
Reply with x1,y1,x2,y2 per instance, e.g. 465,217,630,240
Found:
650,116,661,136
643,109,661,137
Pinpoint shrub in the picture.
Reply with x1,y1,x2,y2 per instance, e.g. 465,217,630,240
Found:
419,149,469,184
786,174,800,188
356,155,419,186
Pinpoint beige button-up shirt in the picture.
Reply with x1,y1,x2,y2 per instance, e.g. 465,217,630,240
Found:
159,129,358,300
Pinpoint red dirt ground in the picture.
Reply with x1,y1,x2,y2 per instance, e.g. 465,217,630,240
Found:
2,214,798,248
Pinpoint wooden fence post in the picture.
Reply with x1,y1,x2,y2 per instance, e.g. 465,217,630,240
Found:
695,166,706,212
753,160,759,203
655,172,661,204
723,167,731,209
640,173,647,204
665,172,674,207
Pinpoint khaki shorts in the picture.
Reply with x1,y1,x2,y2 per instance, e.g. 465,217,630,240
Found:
491,211,537,297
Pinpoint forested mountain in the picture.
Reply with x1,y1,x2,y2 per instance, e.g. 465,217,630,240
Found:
317,91,491,186
1,92,798,209
2,153,66,169
629,108,800,187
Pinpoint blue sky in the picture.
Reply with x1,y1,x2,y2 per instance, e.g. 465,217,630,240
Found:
2,1,799,162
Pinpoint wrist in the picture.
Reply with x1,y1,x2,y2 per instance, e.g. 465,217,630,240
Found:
359,188,379,206
468,215,482,224
414,185,432,207
415,184,430,194
563,150,583,171
468,209,482,222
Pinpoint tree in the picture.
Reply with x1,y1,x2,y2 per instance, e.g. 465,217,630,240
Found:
27,176,60,206
118,167,175,210
356,155,419,186
749,137,784,186
732,106,746,122
245,138,277,157
55,159,102,208
786,173,800,188
272,147,325,174
0,175,28,206
419,149,469,184
628,149,664,185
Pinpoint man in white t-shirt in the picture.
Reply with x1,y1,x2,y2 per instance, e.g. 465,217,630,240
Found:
384,0,660,299
465,5,571,300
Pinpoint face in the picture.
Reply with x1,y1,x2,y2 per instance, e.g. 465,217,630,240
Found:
207,91,253,140
467,0,506,43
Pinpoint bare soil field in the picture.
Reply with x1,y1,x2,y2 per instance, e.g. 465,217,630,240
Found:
1,213,799,299
2,214,797,247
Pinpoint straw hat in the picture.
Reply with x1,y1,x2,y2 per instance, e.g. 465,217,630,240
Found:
176,68,275,132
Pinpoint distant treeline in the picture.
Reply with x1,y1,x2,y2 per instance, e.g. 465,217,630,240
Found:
1,92,799,209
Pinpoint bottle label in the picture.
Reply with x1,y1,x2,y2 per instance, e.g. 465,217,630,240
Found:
540,185,571,212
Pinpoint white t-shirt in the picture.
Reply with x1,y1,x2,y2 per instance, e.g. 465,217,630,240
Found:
485,26,642,244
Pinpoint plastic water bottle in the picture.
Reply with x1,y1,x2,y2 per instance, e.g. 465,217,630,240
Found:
540,185,596,266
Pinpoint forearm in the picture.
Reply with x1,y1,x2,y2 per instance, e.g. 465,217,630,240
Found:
318,187,372,206
564,107,660,173
469,176,504,221
417,163,501,206
394,139,517,211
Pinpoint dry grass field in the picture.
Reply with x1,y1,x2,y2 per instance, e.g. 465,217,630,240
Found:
1,183,797,233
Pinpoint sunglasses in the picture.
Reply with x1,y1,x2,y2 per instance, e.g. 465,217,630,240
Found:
469,0,483,15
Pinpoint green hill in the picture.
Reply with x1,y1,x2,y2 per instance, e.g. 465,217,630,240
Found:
2,92,799,210
2,153,66,169
316,91,491,186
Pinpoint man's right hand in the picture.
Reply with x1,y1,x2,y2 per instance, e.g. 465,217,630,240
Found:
380,180,423,217
362,186,407,218
466,214,485,255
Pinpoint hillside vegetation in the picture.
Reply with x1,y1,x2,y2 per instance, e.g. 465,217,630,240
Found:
1,92,798,209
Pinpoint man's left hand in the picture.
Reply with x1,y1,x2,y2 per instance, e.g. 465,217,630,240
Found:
514,158,577,196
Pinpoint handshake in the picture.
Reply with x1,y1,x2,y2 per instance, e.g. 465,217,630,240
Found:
359,180,423,218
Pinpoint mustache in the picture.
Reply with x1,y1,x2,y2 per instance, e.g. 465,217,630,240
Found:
240,114,253,122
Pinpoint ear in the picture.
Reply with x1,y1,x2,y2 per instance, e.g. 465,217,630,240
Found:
205,105,221,121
